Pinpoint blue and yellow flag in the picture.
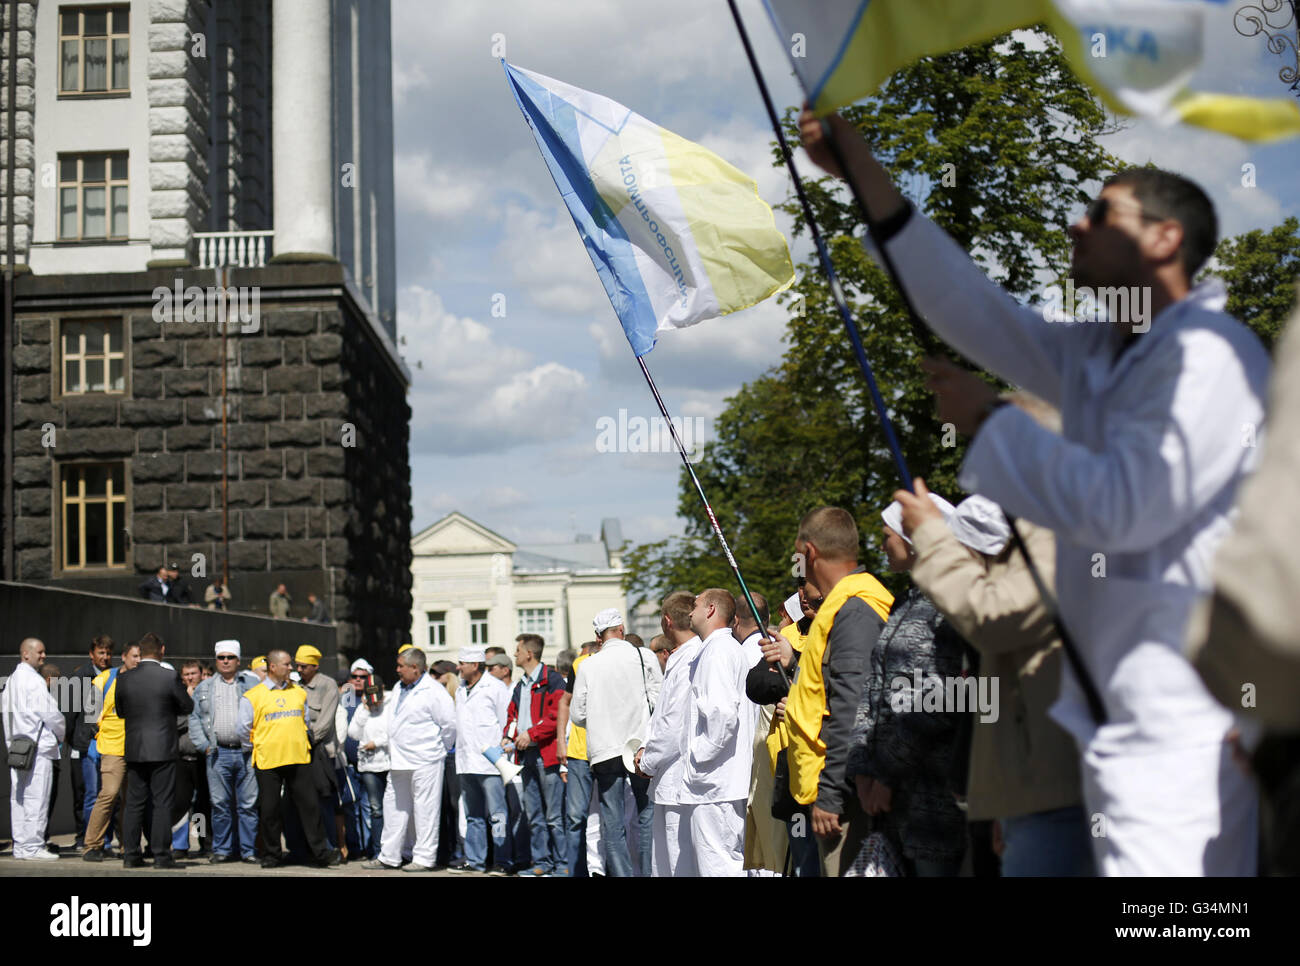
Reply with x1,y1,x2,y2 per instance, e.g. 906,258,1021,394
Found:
765,0,1300,142
504,62,795,357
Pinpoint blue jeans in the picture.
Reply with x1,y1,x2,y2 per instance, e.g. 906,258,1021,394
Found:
563,758,594,877
461,773,508,870
520,748,564,873
206,747,259,859
592,757,652,877
358,771,387,859
504,779,528,869
1001,805,1096,877
81,755,115,848
786,815,820,877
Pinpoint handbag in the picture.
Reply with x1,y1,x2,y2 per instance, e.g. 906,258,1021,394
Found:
6,722,44,771
845,827,906,877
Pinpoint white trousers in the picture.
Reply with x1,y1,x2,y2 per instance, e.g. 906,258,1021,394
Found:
688,800,745,877
1082,738,1258,876
380,761,444,868
9,757,54,858
652,804,697,877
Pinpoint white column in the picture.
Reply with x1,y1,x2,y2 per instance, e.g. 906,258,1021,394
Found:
271,0,334,260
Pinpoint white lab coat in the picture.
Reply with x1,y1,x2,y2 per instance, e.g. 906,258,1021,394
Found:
3,661,67,858
351,675,455,771
638,636,701,805
570,639,663,766
344,693,391,773
885,212,1269,875
681,628,754,805
454,673,510,776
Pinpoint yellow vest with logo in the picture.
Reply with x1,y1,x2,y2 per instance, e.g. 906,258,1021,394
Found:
769,572,893,804
245,681,311,769
92,668,125,757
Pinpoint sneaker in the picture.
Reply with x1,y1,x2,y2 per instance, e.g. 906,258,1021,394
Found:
401,862,435,873
19,850,60,862
447,860,472,873
209,853,236,864
527,866,550,876
361,859,399,870
240,855,260,864
488,865,512,876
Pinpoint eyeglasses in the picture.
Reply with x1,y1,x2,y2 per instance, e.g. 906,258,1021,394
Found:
216,655,238,661
1085,196,1164,226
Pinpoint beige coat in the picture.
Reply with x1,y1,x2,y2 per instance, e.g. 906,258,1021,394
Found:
910,514,1082,821
1186,295,1300,730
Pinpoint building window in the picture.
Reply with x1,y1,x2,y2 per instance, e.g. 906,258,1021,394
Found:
517,607,554,639
59,6,130,94
61,462,128,570
61,319,126,394
426,611,446,649
469,609,489,646
58,153,129,241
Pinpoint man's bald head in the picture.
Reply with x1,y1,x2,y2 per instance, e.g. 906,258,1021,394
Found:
689,588,736,639
19,638,46,669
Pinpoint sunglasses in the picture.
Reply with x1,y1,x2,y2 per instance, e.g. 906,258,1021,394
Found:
1086,196,1164,226
350,673,368,679
216,655,238,661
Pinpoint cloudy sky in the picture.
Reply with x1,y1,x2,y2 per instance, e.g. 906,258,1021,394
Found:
390,0,1300,550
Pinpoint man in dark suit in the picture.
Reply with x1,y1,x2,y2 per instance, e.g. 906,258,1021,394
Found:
114,632,194,869
137,566,171,603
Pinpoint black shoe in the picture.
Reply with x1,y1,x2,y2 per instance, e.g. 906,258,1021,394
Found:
240,855,260,864
154,855,177,870
261,855,286,869
209,853,237,864
82,849,105,863
123,857,145,869
326,849,342,867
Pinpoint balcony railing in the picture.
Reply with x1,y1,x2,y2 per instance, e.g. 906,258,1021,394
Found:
195,230,275,269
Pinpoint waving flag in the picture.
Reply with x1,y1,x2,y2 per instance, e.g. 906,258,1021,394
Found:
765,0,1300,141
504,62,795,357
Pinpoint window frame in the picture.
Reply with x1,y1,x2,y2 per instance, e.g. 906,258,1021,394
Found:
56,460,131,574
57,4,131,97
56,316,129,398
517,606,555,640
57,152,129,242
469,609,490,647
426,611,447,650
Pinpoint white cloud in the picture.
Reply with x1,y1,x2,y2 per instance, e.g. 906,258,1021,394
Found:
394,152,494,223
494,204,611,315
401,286,589,455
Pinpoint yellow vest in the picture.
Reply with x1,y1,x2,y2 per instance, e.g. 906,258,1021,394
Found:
780,622,804,653
769,572,893,804
245,681,311,769
565,653,591,761
92,668,125,757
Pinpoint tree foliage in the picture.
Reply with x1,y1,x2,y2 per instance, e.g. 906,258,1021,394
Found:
1202,216,1300,351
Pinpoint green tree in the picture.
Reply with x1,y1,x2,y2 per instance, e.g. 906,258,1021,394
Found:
1203,216,1300,351
626,29,1123,608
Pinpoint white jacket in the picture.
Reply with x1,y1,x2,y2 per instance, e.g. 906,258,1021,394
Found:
570,638,663,766
343,693,392,773
681,628,754,804
349,675,455,771
454,673,511,776
2,662,66,759
886,212,1271,752
638,635,701,804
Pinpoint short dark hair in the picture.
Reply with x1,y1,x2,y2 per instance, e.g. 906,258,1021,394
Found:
90,635,114,656
1103,168,1217,279
138,632,165,659
516,634,544,659
626,634,644,648
661,591,694,631
697,588,737,626
431,660,458,677
181,659,201,674
735,591,769,631
797,507,860,563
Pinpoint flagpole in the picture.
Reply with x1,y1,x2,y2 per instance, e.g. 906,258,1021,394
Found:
634,355,788,682
725,0,915,490
726,0,1108,727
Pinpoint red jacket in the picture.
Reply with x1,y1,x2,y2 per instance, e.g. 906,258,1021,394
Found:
505,664,566,767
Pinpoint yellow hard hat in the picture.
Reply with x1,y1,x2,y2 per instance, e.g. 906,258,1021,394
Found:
251,656,267,670
294,645,322,666
397,643,413,655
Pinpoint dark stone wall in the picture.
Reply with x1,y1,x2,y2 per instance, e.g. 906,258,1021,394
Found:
9,264,412,672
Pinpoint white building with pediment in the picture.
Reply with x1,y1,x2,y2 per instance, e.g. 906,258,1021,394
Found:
409,512,631,669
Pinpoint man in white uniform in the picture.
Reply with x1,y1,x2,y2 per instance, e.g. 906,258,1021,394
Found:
801,111,1267,875
4,638,66,861
635,591,702,876
357,647,456,872
453,646,512,873
681,589,755,877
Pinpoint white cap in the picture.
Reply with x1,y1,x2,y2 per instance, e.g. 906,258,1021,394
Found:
948,495,1012,556
881,492,956,545
783,593,803,624
593,608,624,632
350,658,374,674
458,646,486,663
214,639,241,658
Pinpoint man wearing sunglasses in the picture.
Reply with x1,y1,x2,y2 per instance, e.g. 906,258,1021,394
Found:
800,112,1269,877
187,640,261,863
